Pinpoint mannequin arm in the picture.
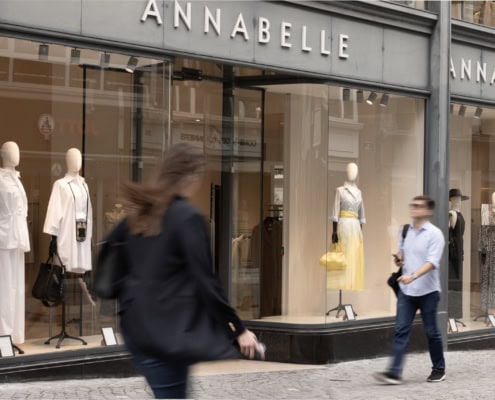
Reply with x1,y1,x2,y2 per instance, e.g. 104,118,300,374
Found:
449,210,457,229
49,235,58,255
332,221,338,243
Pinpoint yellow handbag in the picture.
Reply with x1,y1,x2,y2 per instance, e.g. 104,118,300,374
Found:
319,243,347,271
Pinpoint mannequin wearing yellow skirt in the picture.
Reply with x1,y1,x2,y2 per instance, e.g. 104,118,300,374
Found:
329,163,365,291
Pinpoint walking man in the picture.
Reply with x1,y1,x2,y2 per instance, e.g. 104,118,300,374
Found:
374,195,446,384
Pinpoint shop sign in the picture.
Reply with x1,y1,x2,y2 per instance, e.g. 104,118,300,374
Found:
141,0,350,61
450,58,495,85
451,43,495,100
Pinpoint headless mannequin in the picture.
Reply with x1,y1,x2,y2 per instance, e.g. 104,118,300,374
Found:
332,163,362,243
0,142,29,351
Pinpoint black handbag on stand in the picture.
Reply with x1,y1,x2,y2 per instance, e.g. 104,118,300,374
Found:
387,224,410,297
32,251,65,307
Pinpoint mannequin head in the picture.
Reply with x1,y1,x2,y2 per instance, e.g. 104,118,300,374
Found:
1,141,20,169
66,148,82,174
449,196,461,210
346,162,358,182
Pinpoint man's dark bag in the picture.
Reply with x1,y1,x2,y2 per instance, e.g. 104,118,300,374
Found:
93,220,128,299
387,224,410,297
32,251,65,307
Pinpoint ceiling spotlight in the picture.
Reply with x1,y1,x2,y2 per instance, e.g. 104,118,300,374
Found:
125,56,138,73
379,93,389,107
38,44,49,61
474,107,483,119
366,92,377,105
100,52,110,69
356,90,364,103
458,105,466,116
342,88,351,101
70,48,80,64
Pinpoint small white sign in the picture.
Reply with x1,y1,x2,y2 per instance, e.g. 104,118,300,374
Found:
488,315,495,328
0,335,14,357
101,327,118,346
344,304,356,321
448,318,459,333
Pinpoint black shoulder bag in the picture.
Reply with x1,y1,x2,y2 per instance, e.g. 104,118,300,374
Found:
32,251,65,307
387,224,410,297
93,220,129,299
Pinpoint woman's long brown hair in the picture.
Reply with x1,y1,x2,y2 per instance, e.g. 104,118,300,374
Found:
121,143,205,236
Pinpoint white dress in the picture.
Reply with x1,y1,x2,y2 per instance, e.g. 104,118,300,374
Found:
43,174,93,273
328,182,365,291
0,168,30,344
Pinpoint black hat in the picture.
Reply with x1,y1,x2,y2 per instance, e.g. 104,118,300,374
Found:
449,188,469,200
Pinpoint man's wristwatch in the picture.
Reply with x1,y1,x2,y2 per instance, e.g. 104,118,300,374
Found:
411,272,418,280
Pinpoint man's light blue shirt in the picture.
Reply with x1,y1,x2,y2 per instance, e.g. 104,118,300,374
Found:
398,221,445,297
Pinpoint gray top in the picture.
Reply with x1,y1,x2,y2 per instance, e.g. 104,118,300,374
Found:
332,182,366,224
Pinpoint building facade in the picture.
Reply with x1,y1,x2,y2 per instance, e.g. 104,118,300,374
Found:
0,0,494,381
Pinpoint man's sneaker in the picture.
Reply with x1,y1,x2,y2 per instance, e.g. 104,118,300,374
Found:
427,369,446,382
373,371,402,385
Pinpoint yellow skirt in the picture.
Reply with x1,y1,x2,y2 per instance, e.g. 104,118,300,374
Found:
327,217,364,291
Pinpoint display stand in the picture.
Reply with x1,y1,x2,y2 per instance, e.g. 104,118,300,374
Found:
45,300,87,349
12,344,24,354
451,318,466,328
326,290,357,318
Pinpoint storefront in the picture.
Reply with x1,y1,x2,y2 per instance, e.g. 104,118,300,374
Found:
0,0,492,381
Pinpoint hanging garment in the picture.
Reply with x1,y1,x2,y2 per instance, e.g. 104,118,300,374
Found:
479,207,495,313
0,168,30,343
448,210,465,319
43,174,93,273
327,183,365,291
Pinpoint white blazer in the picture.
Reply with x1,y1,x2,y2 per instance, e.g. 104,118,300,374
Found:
43,174,93,273
0,168,30,251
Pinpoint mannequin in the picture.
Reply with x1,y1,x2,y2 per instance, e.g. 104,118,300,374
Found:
448,188,468,324
43,148,92,273
43,148,92,347
0,141,30,346
329,162,365,292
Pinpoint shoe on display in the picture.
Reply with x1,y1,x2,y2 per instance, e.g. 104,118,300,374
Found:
427,369,446,382
372,371,402,385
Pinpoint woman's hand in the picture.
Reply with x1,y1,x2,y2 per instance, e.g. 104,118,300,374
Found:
236,329,265,360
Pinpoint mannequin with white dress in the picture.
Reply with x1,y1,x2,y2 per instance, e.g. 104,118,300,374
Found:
326,163,365,318
43,148,92,273
43,148,91,347
0,141,30,348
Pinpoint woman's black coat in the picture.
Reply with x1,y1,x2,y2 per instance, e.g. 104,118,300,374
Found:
110,197,244,363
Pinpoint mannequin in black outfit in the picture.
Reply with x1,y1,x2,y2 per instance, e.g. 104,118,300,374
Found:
448,188,468,323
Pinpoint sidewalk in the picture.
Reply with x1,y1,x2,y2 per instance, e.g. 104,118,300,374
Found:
0,349,493,399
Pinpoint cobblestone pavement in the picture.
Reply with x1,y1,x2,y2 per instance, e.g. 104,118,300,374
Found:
0,350,494,399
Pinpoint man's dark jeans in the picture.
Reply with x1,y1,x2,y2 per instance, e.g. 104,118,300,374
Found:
389,290,445,377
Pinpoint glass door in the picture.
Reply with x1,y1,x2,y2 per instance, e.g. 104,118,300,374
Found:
231,88,263,319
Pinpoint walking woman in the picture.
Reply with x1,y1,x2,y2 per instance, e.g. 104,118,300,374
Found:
110,143,263,398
